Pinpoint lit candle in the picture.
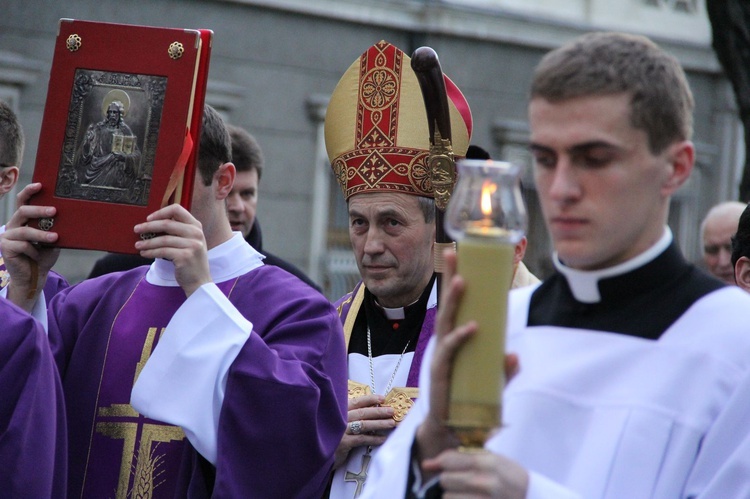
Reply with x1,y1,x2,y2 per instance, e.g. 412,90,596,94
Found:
445,169,522,447
448,234,513,444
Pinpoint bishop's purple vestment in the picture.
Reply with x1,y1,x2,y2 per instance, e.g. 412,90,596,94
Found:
0,297,67,497
47,237,348,498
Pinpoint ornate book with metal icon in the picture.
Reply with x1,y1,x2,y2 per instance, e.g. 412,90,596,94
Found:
29,18,212,253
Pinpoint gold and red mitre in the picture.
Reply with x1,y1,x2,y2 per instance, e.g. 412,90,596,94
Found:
325,40,472,200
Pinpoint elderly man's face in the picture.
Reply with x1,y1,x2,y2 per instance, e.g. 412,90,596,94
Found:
703,216,738,284
348,192,435,308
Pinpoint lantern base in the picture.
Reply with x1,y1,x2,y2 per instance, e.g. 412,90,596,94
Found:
446,401,501,448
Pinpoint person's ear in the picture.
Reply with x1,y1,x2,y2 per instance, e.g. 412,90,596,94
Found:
215,162,236,199
0,165,19,196
735,256,750,292
514,237,528,265
661,140,694,197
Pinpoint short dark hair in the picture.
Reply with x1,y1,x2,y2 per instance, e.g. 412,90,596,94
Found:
531,32,694,154
227,124,264,180
0,100,24,167
417,195,435,224
731,203,750,268
197,105,232,186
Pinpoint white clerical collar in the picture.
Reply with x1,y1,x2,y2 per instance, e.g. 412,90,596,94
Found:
554,227,673,303
147,232,265,286
373,300,406,321
381,306,405,321
373,278,439,319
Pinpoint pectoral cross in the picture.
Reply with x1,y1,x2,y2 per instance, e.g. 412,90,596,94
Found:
344,448,372,498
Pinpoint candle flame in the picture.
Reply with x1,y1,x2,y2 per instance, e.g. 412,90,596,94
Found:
480,180,497,216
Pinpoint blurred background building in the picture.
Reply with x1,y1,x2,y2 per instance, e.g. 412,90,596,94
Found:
0,0,740,299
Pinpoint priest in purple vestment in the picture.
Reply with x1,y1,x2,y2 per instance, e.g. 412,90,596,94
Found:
0,297,67,497
322,41,474,498
2,104,348,498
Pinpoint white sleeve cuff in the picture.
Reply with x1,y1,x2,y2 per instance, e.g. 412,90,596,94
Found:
32,290,48,332
0,286,48,332
130,282,252,464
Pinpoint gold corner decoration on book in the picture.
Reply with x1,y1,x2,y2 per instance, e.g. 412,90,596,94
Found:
29,19,213,254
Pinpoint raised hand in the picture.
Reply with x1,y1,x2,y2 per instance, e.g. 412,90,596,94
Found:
416,249,476,462
134,204,211,297
1,183,60,312
415,249,523,490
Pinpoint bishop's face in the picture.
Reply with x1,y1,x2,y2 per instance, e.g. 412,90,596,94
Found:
348,192,435,308
529,93,682,271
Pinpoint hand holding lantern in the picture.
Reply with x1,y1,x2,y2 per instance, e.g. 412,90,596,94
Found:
443,159,527,447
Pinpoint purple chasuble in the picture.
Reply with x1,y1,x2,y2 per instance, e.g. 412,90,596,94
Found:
0,297,67,497
51,269,198,498
49,264,348,498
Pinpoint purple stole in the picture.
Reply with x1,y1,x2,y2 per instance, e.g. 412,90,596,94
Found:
55,270,238,498
334,281,434,388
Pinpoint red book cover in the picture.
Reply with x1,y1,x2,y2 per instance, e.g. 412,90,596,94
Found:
30,19,213,254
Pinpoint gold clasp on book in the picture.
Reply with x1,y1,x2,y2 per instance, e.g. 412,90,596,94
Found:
66,34,82,52
168,42,184,60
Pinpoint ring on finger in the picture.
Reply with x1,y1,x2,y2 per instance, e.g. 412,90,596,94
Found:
349,420,364,435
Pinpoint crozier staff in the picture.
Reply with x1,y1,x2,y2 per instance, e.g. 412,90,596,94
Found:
411,46,456,293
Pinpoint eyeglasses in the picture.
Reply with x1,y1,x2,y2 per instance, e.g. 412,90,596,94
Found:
0,163,10,169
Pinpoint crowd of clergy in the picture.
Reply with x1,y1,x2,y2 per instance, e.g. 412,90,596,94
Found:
2,29,750,499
